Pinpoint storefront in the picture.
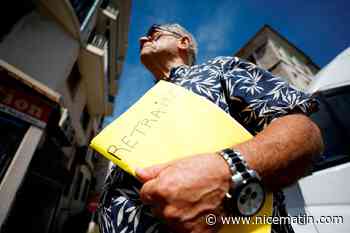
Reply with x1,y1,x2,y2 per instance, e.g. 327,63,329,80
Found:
0,61,67,233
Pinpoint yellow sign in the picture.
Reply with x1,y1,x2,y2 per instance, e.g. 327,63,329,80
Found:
90,81,272,233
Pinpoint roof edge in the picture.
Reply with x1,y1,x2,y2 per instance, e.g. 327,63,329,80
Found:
234,24,320,70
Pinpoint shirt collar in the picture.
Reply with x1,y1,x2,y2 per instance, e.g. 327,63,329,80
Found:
169,64,191,81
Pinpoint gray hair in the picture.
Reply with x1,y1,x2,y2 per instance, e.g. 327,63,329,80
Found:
158,24,198,65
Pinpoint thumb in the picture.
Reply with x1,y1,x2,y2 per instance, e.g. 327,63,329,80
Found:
135,163,171,183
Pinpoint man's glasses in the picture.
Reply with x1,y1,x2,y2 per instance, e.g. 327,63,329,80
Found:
145,24,183,41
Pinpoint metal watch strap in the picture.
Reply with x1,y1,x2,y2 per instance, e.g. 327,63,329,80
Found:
219,148,265,216
219,148,261,186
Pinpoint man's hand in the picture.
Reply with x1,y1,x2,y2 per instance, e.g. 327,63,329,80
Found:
136,154,231,233
135,114,323,232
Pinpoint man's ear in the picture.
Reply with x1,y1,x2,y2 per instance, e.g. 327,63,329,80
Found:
178,36,190,51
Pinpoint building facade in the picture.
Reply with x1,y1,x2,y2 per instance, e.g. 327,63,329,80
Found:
235,25,320,91
0,1,131,233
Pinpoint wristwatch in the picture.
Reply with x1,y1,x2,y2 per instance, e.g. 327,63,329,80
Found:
218,148,265,216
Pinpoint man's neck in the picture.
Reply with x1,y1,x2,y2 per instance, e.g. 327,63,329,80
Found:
147,57,186,80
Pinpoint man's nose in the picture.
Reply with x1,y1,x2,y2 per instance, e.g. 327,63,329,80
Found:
139,36,149,49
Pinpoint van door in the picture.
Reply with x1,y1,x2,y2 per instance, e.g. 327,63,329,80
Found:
284,85,350,233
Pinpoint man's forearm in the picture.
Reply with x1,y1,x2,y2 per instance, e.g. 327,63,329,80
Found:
234,113,324,191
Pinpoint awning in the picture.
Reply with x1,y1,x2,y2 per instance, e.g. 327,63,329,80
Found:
0,59,62,104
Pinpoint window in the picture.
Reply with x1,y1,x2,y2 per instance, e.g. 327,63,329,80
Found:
278,47,287,59
92,151,99,163
108,95,115,103
291,56,302,68
0,112,29,181
311,86,350,171
67,63,82,99
80,106,90,131
63,175,73,196
100,0,110,9
290,57,296,66
81,180,90,201
302,66,312,75
69,0,96,24
255,43,267,60
247,54,257,64
74,171,83,200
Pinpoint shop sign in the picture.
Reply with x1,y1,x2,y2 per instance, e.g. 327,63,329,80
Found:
0,85,54,128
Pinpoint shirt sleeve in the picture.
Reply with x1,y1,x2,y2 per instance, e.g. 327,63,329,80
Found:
219,57,318,134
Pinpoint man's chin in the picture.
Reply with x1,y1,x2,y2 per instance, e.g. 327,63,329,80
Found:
140,53,154,66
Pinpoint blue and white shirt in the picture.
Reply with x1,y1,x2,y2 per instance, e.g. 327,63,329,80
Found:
98,56,317,233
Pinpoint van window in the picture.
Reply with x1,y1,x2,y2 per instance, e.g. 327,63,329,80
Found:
311,85,350,171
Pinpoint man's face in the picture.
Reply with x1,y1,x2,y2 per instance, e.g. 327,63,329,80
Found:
139,26,182,66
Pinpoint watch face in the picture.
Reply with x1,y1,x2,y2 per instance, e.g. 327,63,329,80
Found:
236,180,265,216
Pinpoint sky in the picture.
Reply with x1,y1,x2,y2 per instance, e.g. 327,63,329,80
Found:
104,0,349,125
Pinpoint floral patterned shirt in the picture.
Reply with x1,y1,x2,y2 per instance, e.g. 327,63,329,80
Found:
98,56,317,233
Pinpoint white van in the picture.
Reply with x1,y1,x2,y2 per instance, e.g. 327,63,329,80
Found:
283,48,350,233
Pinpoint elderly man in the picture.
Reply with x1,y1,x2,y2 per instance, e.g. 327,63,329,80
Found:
98,24,323,233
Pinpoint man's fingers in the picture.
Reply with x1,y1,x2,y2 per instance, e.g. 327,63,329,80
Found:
136,162,172,183
140,178,163,204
